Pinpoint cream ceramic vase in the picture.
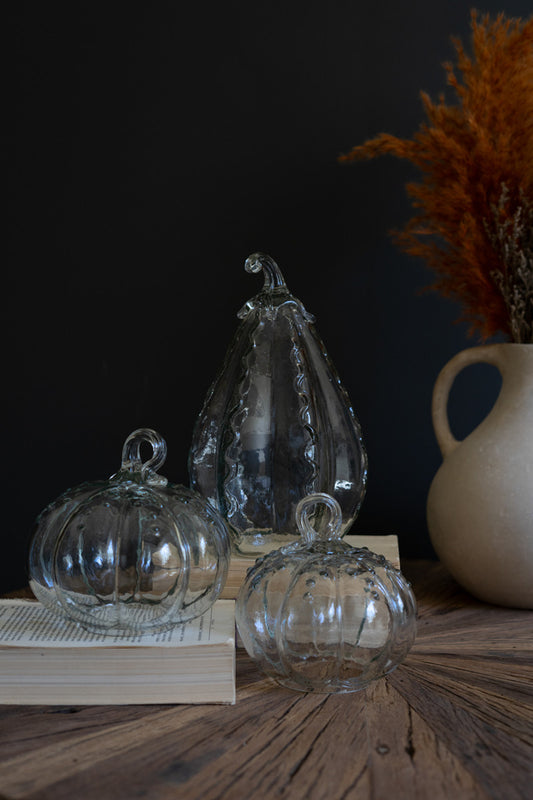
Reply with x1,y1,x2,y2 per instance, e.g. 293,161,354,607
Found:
427,343,533,609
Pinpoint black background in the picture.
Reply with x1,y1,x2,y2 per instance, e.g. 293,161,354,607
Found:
5,1,526,593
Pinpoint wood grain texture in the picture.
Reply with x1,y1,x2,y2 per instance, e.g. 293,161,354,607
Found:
0,561,531,800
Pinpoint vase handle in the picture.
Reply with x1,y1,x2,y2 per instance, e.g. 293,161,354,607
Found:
432,345,504,458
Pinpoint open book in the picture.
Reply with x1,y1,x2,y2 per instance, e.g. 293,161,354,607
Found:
0,599,236,705
221,534,400,599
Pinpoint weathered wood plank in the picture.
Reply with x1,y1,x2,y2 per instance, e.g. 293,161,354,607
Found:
390,667,533,800
364,679,489,800
0,562,531,800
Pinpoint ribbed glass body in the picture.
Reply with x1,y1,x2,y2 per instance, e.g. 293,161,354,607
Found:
236,494,417,693
29,429,231,635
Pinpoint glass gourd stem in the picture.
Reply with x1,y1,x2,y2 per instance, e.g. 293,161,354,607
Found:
244,252,288,292
296,493,343,544
120,428,167,480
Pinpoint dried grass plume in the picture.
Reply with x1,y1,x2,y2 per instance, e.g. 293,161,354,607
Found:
340,11,533,341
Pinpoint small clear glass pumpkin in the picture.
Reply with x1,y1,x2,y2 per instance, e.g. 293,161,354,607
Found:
236,493,417,693
29,429,231,635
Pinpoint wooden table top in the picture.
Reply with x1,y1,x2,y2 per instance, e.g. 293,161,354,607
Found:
0,560,531,800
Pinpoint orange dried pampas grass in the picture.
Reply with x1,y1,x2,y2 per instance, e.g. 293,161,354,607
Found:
340,11,533,341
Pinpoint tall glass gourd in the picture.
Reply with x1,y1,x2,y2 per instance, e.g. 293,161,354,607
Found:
189,253,368,556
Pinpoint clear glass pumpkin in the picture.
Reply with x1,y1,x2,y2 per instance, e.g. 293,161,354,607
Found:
236,493,417,693
29,429,231,635
189,252,368,557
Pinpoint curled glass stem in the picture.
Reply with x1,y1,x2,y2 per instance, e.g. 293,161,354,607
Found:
296,493,343,544
245,252,288,292
120,428,167,482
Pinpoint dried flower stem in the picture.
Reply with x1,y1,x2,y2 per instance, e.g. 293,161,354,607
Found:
485,186,533,343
